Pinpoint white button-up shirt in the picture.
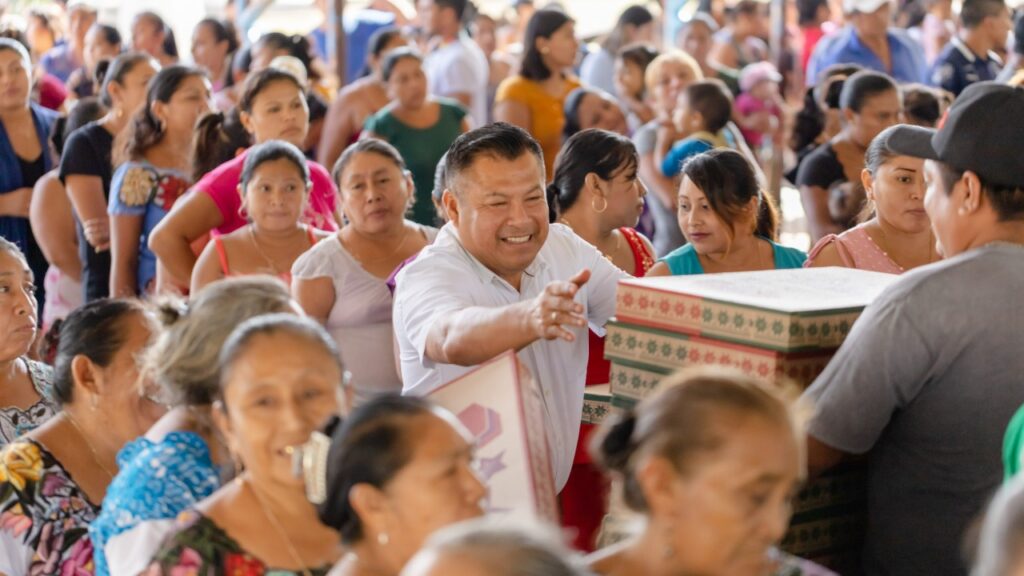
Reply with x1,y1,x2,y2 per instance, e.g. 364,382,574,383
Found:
394,223,628,490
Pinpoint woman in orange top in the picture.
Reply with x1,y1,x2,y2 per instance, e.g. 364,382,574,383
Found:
494,9,580,179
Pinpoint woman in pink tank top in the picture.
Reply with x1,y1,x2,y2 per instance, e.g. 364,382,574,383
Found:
806,125,941,274
191,141,327,293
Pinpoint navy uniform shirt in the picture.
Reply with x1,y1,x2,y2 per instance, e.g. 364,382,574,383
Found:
930,38,1003,96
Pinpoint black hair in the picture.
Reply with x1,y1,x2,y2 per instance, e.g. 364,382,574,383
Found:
681,148,779,241
433,151,449,202
547,128,638,222
445,122,545,193
434,0,469,21
796,0,829,25
253,32,318,82
683,80,734,134
96,51,157,109
561,87,592,140
116,64,208,165
601,5,654,54
1015,10,1024,56
727,0,763,19
53,97,106,157
231,45,252,77
192,109,251,182
521,8,574,81
617,42,659,77
52,299,148,405
960,0,1007,28
381,47,423,82
196,18,240,55
360,27,404,77
316,395,438,543
90,23,123,50
218,313,343,401
839,70,899,113
677,12,720,40
936,164,1024,221
902,84,942,126
239,139,311,192
237,67,306,114
135,11,179,58
332,137,408,186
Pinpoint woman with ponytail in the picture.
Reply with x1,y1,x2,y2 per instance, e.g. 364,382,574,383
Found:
61,52,158,302
547,128,652,551
647,149,805,276
108,65,211,297
587,366,829,576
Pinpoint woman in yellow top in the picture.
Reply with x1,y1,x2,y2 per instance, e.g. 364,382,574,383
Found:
494,9,580,179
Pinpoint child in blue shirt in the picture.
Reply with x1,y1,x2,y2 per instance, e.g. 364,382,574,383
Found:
655,80,735,179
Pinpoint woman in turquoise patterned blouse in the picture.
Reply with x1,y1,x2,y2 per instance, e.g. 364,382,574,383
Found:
0,299,163,576
647,149,806,277
148,315,344,574
89,277,299,576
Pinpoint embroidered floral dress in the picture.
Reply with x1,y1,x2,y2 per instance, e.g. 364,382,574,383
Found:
147,511,332,576
0,439,100,575
0,359,57,446
89,431,220,576
107,161,191,295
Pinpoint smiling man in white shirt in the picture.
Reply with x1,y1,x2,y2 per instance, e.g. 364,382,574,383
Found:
393,123,628,491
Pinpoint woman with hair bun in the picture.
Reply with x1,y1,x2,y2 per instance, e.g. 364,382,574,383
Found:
587,366,831,576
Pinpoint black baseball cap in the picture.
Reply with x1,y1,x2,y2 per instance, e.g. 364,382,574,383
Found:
886,82,1024,188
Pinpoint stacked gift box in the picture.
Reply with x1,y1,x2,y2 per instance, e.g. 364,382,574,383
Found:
605,267,899,573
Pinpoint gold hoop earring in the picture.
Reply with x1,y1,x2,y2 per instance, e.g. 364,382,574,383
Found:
592,196,608,214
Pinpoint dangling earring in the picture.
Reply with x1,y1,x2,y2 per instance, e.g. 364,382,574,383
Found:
592,196,608,214
662,525,676,560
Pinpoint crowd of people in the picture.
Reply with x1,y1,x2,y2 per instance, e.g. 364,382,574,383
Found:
0,0,1023,574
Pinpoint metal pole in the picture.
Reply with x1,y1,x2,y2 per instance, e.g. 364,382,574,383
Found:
331,0,347,88
768,0,787,204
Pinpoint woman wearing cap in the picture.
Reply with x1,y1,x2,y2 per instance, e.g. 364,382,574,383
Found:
796,70,902,242
806,125,940,272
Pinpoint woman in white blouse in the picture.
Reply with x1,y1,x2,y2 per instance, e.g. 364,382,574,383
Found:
292,139,436,406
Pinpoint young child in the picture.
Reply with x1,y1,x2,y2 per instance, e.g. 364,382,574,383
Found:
614,43,659,131
736,61,785,151
655,79,734,179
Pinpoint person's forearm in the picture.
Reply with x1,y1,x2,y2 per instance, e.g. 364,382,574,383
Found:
427,302,538,366
109,255,137,298
0,188,32,217
148,229,198,288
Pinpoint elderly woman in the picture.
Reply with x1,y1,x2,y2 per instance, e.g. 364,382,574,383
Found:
148,315,343,573
587,367,831,576
293,139,436,405
0,298,164,575
494,9,581,179
796,70,902,242
362,48,469,226
89,277,299,576
0,239,55,444
0,39,59,309
314,395,487,576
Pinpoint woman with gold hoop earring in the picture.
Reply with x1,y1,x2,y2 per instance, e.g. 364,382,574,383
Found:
546,128,654,552
0,299,164,575
148,315,343,574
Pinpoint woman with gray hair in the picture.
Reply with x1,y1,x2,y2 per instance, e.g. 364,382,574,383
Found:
88,276,302,576
401,519,590,576
972,475,1024,576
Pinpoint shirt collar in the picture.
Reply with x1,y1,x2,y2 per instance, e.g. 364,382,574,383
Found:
952,37,1003,65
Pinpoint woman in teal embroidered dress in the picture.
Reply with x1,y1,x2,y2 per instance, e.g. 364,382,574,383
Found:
647,149,805,277
147,315,344,574
0,299,163,576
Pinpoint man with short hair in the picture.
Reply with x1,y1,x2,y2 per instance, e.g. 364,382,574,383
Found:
803,82,1024,576
419,0,490,128
930,0,1011,95
806,0,927,84
40,0,96,83
394,123,628,491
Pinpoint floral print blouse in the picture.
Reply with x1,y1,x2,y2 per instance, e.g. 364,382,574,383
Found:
0,439,99,575
0,359,57,446
147,511,333,576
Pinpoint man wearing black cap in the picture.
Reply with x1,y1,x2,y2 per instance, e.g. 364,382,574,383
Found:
801,82,1024,576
